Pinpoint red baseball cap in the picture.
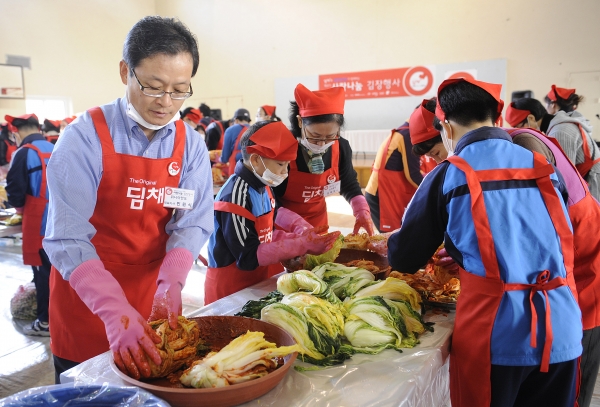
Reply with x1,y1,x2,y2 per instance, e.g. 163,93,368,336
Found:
547,85,576,102
294,84,345,117
435,78,504,123
505,102,532,127
185,108,202,124
409,99,440,145
5,113,39,128
246,121,298,161
261,105,276,117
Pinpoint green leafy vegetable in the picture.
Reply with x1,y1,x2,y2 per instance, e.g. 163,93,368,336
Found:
352,277,422,314
277,270,341,304
234,290,283,319
304,235,344,270
312,262,375,300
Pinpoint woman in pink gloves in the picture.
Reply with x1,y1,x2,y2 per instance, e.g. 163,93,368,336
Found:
273,84,374,235
43,17,214,382
205,120,340,304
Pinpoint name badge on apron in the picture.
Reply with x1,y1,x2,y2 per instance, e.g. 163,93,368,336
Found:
323,181,341,197
164,187,195,210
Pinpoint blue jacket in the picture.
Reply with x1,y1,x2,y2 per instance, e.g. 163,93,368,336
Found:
6,133,54,236
220,123,248,164
208,161,274,270
388,126,582,366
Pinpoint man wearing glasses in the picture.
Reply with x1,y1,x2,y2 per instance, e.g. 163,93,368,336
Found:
43,16,214,382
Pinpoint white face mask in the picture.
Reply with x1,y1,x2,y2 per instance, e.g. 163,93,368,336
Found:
250,155,288,187
441,123,454,157
300,137,335,155
126,101,180,131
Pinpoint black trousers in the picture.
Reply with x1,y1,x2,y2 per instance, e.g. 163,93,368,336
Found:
365,191,381,233
490,359,578,407
31,248,51,322
579,326,600,407
53,355,80,384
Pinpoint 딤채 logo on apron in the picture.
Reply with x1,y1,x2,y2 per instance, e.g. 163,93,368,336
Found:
167,161,180,176
327,174,337,184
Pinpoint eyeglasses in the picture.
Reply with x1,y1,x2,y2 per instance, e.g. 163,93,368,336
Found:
131,68,193,100
302,126,340,144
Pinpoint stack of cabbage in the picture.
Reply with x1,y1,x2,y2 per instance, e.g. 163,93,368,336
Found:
237,263,432,368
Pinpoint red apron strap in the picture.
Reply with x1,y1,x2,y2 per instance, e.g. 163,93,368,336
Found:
21,144,51,201
229,125,248,173
373,130,396,173
331,138,340,169
172,120,186,161
214,201,257,221
446,156,502,279
88,107,116,155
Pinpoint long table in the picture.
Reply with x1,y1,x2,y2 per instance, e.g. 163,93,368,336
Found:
61,275,454,407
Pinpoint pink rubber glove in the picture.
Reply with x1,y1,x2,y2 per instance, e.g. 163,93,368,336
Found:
350,195,375,236
15,207,24,215
434,248,459,272
70,259,162,380
275,207,314,234
148,248,194,330
257,226,341,266
272,229,297,242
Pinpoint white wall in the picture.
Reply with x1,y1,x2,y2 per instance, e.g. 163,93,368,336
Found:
1,0,599,132
0,0,156,117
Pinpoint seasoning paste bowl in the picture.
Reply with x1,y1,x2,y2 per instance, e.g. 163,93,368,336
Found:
110,316,298,407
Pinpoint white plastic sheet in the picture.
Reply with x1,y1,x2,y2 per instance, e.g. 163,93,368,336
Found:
62,275,454,407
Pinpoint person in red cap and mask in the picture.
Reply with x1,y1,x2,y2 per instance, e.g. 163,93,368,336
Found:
5,113,54,337
205,121,340,303
364,110,423,233
180,107,205,138
0,122,18,167
255,105,281,123
388,78,582,407
59,116,76,133
409,98,447,167
42,119,61,144
506,99,600,407
273,84,374,235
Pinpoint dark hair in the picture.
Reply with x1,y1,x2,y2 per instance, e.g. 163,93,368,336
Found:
180,107,194,118
512,98,546,121
241,120,272,161
544,93,584,113
123,16,199,76
12,117,40,132
412,135,443,156
288,101,345,138
435,81,500,127
199,103,211,118
540,113,555,133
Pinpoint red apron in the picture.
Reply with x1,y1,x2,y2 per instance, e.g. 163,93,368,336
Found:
279,142,340,228
49,107,185,362
375,128,417,232
4,139,17,163
550,122,600,179
216,121,224,150
227,125,248,175
204,187,279,305
446,153,577,407
21,144,51,266
420,155,437,175
509,128,600,330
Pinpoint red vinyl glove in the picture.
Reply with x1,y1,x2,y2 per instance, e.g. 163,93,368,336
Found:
148,248,194,330
350,195,375,236
434,248,459,272
257,226,341,266
275,207,314,235
69,259,162,380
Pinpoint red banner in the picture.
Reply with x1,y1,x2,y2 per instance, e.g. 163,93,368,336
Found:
319,66,434,100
